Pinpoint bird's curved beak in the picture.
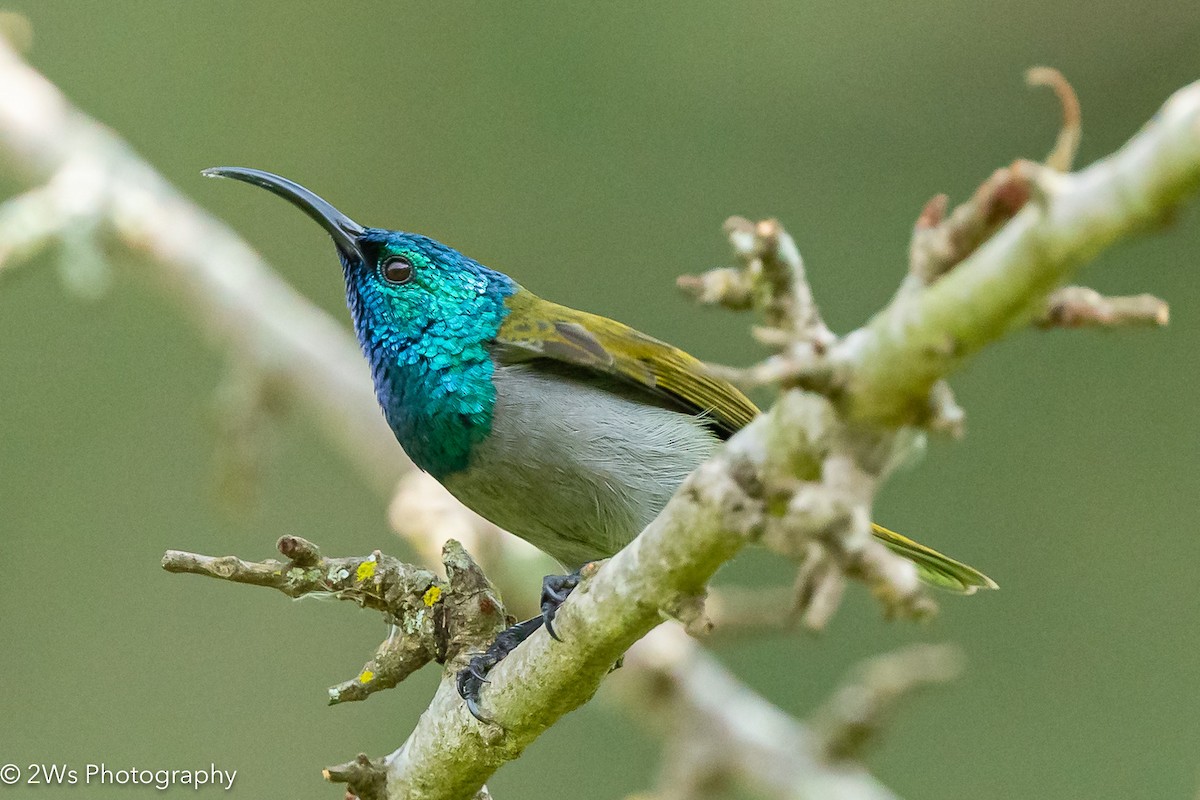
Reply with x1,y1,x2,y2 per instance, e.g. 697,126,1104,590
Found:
202,166,367,262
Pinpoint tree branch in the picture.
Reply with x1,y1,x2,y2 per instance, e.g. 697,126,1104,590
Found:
162,536,506,708
614,626,906,800
836,81,1199,425
156,77,1200,798
1035,285,1170,328
1026,66,1081,172
4,27,1196,800
1,29,894,800
810,644,964,762
0,33,406,496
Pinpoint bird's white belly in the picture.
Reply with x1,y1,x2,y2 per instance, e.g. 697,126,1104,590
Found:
441,363,720,569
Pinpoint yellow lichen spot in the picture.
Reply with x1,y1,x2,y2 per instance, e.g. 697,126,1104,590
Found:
359,669,374,684
422,585,442,607
355,560,376,582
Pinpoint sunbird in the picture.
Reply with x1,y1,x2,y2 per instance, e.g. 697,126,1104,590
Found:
204,167,995,718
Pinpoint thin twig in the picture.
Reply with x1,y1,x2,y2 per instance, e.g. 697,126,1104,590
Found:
1035,285,1170,328
680,216,835,351
811,644,965,762
3,28,1195,798
614,625,903,800
163,537,506,706
838,81,1197,426
1027,66,1082,172
907,161,1034,286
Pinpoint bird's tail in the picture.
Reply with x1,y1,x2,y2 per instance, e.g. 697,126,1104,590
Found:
870,523,998,594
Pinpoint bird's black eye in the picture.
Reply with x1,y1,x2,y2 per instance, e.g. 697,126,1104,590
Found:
382,256,414,285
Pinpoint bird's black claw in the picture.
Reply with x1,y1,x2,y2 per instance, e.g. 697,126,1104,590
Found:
468,660,490,683
543,601,562,642
465,693,488,725
455,615,544,723
540,568,584,642
455,566,595,721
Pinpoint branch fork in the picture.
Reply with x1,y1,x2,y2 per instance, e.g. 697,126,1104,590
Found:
162,536,507,707
1,25,1194,799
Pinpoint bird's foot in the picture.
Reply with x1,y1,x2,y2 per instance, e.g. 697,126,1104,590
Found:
456,615,544,723
541,568,584,641
456,565,592,721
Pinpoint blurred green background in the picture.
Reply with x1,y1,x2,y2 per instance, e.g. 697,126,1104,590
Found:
1,2,1197,798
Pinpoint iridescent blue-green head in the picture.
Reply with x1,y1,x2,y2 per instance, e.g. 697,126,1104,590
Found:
203,167,516,477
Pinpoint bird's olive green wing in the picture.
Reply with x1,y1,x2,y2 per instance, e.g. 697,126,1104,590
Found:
870,524,998,594
497,291,996,593
496,290,758,438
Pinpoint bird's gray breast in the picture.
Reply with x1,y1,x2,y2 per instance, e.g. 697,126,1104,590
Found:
441,362,720,569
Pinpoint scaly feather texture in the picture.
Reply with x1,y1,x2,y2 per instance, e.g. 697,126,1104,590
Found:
341,230,516,477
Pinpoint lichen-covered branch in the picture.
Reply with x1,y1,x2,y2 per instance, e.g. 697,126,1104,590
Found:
836,80,1199,426
680,217,836,394
374,75,1196,800
0,29,905,800
5,24,1197,800
388,471,551,618
377,397,809,799
162,537,506,708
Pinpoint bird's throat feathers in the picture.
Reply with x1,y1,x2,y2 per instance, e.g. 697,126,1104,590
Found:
340,230,516,478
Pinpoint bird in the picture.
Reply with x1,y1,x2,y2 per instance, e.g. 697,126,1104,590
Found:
203,167,995,719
